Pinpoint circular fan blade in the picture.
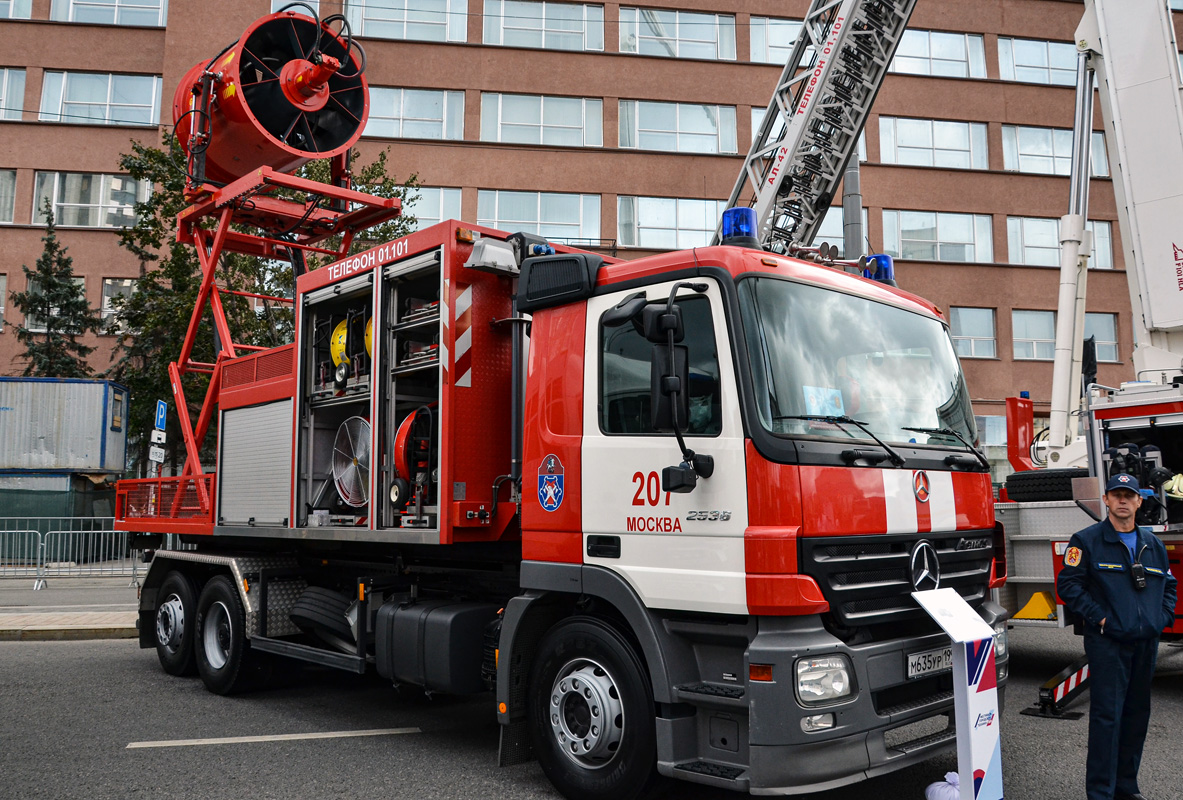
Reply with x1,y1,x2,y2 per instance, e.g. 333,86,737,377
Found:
331,416,371,508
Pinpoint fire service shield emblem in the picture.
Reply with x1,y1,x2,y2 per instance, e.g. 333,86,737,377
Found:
538,454,564,512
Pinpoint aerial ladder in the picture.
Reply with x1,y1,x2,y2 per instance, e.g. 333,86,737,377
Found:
714,0,917,253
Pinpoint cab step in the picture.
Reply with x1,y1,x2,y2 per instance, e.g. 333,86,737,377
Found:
671,759,749,791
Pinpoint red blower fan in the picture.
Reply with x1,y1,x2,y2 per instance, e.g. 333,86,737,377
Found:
172,6,368,186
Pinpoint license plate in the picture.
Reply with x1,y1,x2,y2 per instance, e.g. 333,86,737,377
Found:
907,646,953,679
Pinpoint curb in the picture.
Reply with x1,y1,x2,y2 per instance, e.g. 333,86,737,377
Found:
0,625,138,642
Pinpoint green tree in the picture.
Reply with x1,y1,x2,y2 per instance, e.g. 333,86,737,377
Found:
8,202,103,377
108,137,420,474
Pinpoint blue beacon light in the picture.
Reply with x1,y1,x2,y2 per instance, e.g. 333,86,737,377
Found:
863,253,897,286
720,207,760,249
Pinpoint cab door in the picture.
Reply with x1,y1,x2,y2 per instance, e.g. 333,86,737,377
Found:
581,278,749,615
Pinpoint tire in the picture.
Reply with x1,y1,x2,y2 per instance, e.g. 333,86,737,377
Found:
154,570,198,676
194,575,253,695
289,586,356,652
1005,467,1089,502
528,617,658,800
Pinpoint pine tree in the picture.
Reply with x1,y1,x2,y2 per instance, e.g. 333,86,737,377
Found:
8,201,103,377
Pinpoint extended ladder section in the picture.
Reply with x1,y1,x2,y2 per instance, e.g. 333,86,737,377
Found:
716,0,916,252
1079,0,1183,376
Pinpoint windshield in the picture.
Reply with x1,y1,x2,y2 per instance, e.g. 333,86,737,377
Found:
737,276,976,447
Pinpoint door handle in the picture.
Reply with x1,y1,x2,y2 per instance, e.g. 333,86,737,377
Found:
587,535,620,559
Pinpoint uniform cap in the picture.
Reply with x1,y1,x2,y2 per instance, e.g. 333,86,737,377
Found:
1105,472,1141,494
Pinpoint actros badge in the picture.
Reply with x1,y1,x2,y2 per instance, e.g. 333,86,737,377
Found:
538,454,564,512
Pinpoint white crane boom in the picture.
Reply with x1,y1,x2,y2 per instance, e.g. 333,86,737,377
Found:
715,0,916,252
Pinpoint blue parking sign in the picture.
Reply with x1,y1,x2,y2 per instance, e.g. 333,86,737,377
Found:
155,400,168,430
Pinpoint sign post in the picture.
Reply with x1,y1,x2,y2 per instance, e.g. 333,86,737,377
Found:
912,588,1003,800
149,400,168,479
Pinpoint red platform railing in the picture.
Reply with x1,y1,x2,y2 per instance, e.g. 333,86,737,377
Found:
115,474,217,535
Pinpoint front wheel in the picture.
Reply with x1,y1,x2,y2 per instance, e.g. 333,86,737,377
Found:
527,617,658,800
194,575,254,695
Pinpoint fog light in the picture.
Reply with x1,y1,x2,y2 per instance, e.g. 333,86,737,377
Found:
992,621,1008,659
796,655,854,705
801,713,834,732
997,663,1008,682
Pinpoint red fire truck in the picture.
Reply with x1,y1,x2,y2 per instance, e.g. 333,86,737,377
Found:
117,3,1008,798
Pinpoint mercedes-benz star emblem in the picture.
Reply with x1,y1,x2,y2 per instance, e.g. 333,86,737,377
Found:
913,470,931,503
910,540,941,592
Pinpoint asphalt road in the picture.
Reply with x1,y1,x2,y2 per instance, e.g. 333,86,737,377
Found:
1,627,1182,800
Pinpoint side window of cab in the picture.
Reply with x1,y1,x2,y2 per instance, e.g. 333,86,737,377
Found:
599,295,721,435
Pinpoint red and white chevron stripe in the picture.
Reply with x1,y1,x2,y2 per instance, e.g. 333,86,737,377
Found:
1053,663,1089,702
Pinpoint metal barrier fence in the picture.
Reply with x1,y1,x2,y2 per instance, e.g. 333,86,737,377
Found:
0,517,142,589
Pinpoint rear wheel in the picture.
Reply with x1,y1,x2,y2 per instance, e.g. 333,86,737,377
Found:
154,570,198,676
528,617,658,800
195,575,254,695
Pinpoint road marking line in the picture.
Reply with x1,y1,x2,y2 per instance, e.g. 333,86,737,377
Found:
126,727,421,749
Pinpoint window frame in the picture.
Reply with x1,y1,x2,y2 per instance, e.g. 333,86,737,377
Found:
878,116,988,170
407,186,463,230
1,68,25,121
619,6,736,61
481,92,603,147
33,172,149,229
0,274,6,329
363,87,464,140
1084,312,1120,363
889,30,986,78
23,275,87,334
998,37,1077,86
617,195,728,250
1006,216,1113,269
476,189,601,241
483,0,604,51
51,0,168,26
1001,125,1109,177
0,0,32,19
1012,309,1057,361
345,0,467,43
100,277,135,334
948,307,997,359
749,16,801,64
0,169,15,224
39,71,162,126
881,209,994,263
619,99,736,154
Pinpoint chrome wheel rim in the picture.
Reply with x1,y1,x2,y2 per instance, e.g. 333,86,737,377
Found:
548,658,625,769
156,593,184,653
203,601,232,670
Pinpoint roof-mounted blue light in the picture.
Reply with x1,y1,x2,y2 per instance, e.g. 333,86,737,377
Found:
863,253,897,286
720,207,760,249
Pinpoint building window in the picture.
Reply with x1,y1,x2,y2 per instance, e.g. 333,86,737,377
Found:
998,37,1077,86
364,88,463,139
882,210,993,262
272,0,317,11
482,93,602,147
1013,309,1056,360
750,16,801,64
1006,216,1113,269
752,106,866,160
620,100,735,154
34,172,148,228
813,205,869,258
0,274,6,327
617,196,726,249
477,190,600,240
1001,125,1109,176
0,0,31,18
619,7,736,61
949,307,996,358
0,169,14,223
345,0,467,42
51,0,167,26
889,30,986,78
100,278,134,332
879,117,987,169
1,68,25,120
407,186,462,230
601,294,720,435
23,276,87,334
483,0,603,51
39,72,161,126
1085,312,1119,363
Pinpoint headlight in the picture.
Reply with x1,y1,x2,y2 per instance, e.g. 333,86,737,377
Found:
796,655,854,705
992,621,1008,659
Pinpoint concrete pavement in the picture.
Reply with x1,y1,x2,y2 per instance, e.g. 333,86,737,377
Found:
0,576,139,641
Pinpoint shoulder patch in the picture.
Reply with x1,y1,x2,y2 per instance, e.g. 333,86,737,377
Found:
1064,546,1082,567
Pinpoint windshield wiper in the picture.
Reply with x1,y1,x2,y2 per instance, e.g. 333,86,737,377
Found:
774,415,906,467
901,426,990,471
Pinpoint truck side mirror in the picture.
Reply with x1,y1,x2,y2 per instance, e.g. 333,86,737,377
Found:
650,344,689,433
641,303,684,344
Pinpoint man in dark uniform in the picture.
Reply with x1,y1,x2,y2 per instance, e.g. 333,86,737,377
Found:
1057,473,1177,800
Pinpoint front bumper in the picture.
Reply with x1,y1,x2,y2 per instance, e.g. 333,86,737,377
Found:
743,601,1008,795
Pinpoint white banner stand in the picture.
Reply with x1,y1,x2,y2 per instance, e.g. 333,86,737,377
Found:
912,588,1003,800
